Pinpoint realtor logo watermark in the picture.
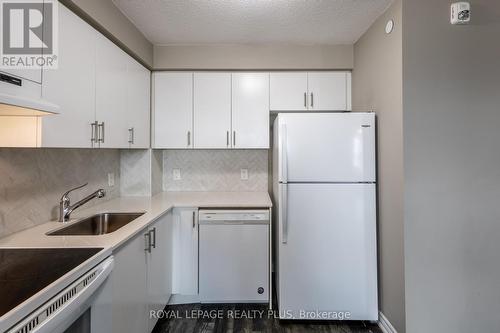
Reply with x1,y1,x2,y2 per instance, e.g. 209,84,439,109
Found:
0,0,58,69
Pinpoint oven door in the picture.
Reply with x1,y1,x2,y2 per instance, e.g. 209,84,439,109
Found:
63,308,91,333
7,257,114,333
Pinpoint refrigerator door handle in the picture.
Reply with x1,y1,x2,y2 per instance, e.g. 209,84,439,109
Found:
281,124,288,183
281,185,288,244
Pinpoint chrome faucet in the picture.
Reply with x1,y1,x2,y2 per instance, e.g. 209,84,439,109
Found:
59,183,106,222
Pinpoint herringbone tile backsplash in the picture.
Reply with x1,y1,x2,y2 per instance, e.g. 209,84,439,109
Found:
163,150,268,192
0,148,121,237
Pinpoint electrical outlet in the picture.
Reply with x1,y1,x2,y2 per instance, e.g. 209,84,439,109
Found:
173,168,181,180
240,169,249,180
108,173,115,187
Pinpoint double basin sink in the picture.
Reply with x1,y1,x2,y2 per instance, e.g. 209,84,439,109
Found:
48,212,144,236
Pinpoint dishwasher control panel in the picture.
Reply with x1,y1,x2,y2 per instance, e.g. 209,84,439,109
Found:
199,209,270,223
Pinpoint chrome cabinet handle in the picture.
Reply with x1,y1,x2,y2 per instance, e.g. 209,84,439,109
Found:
310,92,314,108
233,131,236,147
90,121,98,145
226,131,230,147
98,122,105,143
304,92,307,108
192,211,196,229
282,184,288,244
187,131,191,146
128,127,134,144
144,232,151,253
150,227,156,249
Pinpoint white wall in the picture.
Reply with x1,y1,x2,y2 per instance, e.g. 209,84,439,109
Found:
403,0,500,332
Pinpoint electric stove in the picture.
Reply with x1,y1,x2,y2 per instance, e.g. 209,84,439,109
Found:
0,247,103,317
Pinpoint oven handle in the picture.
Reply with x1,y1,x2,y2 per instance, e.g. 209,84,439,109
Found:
8,256,114,333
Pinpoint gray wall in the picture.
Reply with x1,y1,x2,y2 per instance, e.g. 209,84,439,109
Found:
403,0,500,332
154,44,353,69
0,149,120,237
353,1,404,331
61,0,153,67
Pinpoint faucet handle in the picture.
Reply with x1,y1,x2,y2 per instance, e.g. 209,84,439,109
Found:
62,183,88,199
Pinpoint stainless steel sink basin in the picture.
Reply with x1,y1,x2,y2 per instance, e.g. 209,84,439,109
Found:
48,212,145,236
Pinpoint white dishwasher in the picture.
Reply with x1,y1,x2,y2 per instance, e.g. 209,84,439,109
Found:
199,209,269,303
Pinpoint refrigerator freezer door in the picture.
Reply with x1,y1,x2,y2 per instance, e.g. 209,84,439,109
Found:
277,183,378,320
277,113,375,183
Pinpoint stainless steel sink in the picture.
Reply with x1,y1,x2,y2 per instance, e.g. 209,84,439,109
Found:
48,212,145,236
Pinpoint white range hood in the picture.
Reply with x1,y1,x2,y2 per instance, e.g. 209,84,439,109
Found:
0,92,59,116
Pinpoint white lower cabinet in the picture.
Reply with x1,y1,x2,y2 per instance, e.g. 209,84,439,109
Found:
172,208,199,296
148,212,174,331
111,227,149,333
111,212,173,333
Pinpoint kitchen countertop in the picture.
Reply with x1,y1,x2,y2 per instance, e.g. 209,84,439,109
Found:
0,191,272,250
0,191,271,330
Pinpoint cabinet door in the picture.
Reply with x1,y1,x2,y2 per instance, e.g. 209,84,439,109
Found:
126,58,150,148
112,230,149,333
231,73,270,149
193,73,231,148
95,34,129,148
153,72,193,149
148,212,173,332
307,72,349,111
41,4,96,148
172,208,198,295
270,72,308,111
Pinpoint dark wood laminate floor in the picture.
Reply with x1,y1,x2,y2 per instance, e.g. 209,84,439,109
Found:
152,303,382,333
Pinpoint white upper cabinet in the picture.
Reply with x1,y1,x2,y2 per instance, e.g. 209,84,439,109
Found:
153,72,193,149
95,34,129,148
270,71,352,111
126,59,150,148
152,70,351,149
42,4,150,149
308,72,350,111
270,72,308,111
42,4,96,148
193,73,231,149
231,73,270,149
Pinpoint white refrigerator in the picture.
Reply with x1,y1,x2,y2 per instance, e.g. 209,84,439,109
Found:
272,113,378,321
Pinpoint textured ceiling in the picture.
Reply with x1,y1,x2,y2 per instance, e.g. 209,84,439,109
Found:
112,0,393,45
